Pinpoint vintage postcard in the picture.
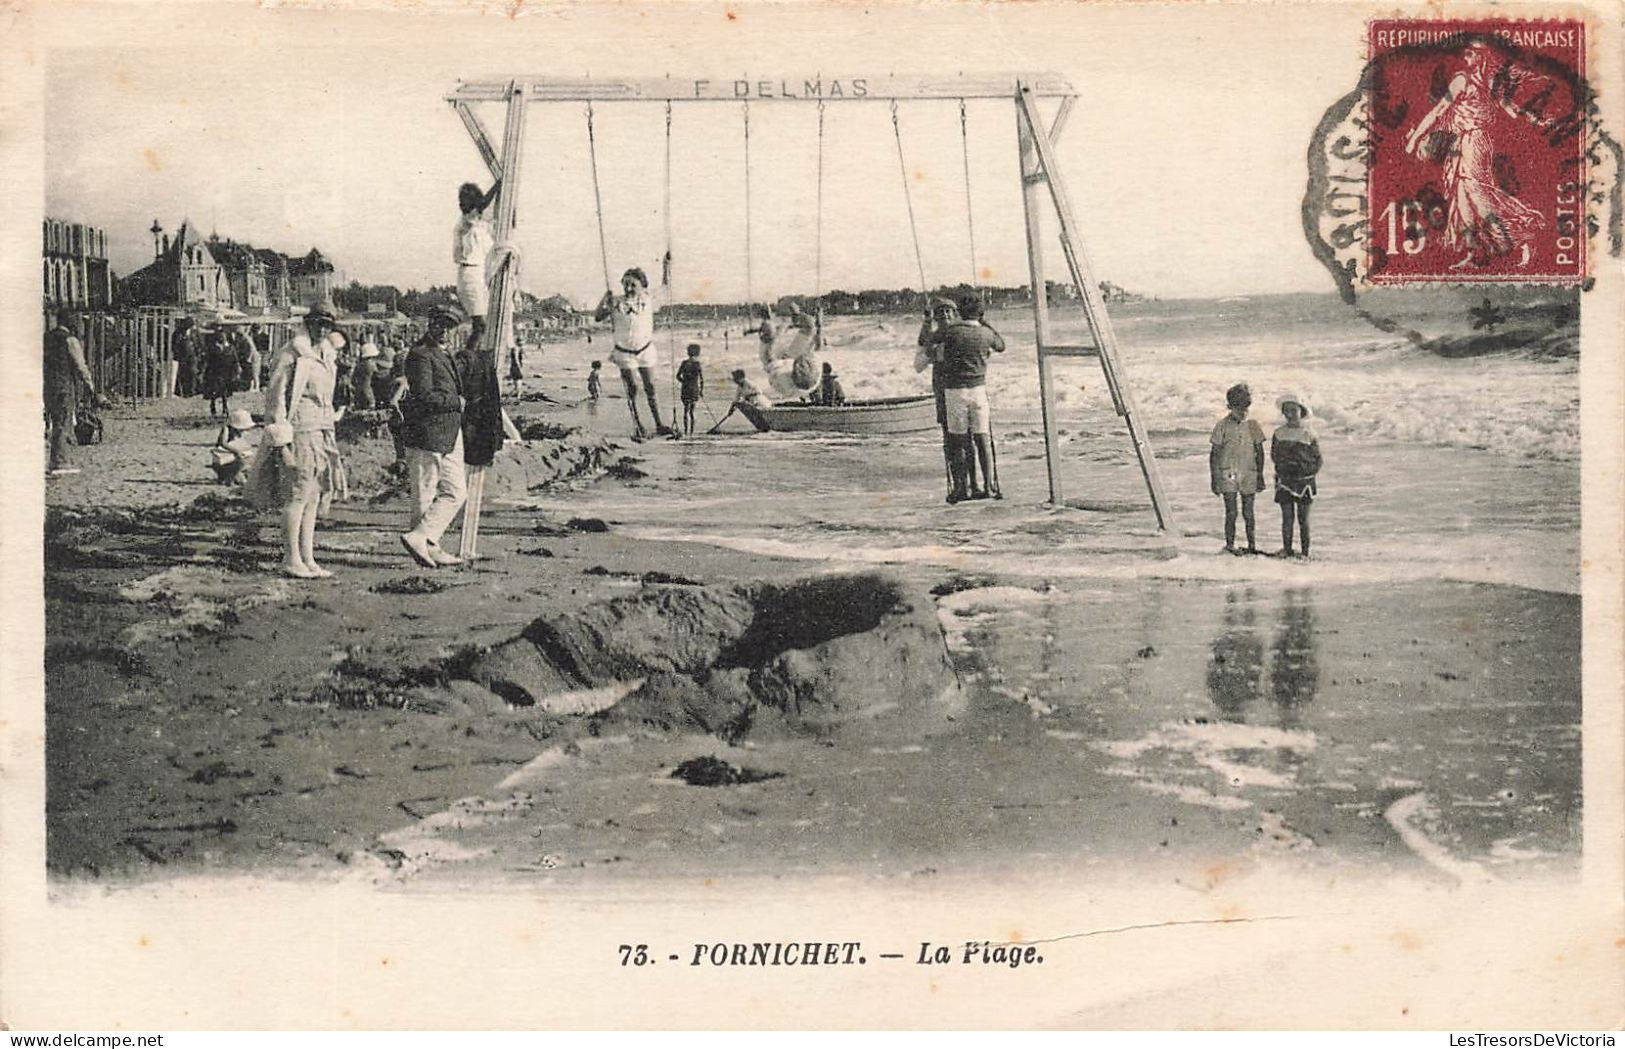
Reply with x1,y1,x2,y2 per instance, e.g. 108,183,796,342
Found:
2,0,1622,1031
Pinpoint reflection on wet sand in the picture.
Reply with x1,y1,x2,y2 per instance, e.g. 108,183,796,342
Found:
1206,588,1262,721
1270,588,1319,727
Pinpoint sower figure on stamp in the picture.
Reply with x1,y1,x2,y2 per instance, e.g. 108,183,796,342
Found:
399,305,470,569
1402,41,1545,269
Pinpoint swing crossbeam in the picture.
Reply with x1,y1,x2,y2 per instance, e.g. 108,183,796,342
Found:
446,73,1075,105
447,71,1176,534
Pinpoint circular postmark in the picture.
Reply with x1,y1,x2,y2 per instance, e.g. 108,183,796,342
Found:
1304,20,1619,355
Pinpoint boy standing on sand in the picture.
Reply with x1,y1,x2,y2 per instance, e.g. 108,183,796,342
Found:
1270,394,1322,559
586,359,603,411
1210,382,1265,554
676,343,704,436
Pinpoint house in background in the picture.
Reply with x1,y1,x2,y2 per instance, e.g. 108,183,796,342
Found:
209,237,270,313
43,218,113,309
256,249,292,308
289,248,335,308
120,220,231,309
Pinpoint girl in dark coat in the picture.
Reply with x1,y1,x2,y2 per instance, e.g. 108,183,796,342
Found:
1270,394,1323,559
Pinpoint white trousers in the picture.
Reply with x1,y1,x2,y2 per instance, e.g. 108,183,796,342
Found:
406,432,467,545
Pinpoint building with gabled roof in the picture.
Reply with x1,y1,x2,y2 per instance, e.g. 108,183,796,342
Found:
120,219,231,309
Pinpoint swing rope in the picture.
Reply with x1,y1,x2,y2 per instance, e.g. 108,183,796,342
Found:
960,98,981,294
890,99,929,298
743,102,754,309
814,99,825,312
586,102,613,295
664,100,679,425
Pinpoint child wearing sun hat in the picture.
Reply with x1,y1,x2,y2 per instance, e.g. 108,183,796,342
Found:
1270,393,1322,559
210,407,259,486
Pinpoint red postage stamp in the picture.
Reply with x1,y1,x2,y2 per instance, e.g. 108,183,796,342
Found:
1366,19,1588,285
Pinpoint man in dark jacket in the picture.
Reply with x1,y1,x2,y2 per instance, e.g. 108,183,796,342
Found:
398,305,468,568
44,308,102,477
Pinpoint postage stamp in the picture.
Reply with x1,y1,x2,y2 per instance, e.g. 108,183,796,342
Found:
1365,19,1589,285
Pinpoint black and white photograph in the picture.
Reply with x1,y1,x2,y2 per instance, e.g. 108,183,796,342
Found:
3,0,1622,1031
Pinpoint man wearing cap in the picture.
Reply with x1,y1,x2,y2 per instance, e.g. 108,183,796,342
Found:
917,293,1005,502
595,267,672,439
398,305,468,568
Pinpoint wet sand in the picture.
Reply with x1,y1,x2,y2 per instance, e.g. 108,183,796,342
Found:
43,397,1579,888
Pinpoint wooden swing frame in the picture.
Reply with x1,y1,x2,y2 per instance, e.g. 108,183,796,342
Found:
446,74,1173,553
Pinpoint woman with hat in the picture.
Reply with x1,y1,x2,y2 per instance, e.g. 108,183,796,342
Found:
248,304,346,578
594,267,672,439
1270,393,1322,559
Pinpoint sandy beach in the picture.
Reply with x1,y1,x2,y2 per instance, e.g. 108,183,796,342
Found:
44,371,1580,889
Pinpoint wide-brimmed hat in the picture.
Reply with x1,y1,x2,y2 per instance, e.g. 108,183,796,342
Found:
304,304,338,326
264,420,294,447
227,408,256,430
360,343,380,359
1277,394,1311,417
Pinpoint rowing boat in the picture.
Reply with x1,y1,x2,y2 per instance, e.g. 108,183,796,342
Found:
752,394,939,434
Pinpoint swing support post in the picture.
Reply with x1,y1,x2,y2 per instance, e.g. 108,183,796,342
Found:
453,79,529,559
443,72,1173,532
1014,82,1173,531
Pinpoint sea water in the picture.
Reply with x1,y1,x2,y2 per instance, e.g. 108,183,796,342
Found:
520,295,1580,597
504,295,1581,876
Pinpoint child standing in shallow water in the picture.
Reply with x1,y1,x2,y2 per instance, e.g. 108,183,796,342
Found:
1210,382,1265,554
1271,394,1322,559
676,344,704,436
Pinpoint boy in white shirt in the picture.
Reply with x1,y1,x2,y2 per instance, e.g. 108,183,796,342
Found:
594,267,672,439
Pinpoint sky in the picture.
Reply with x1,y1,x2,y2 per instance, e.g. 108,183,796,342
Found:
41,3,1371,306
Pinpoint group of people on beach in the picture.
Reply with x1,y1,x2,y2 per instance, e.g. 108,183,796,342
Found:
47,171,1327,577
